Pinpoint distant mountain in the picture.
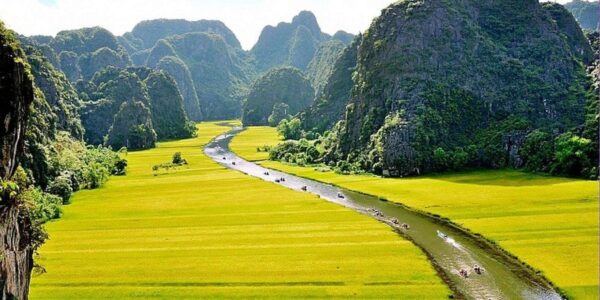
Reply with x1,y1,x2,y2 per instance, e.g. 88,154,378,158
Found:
121,19,255,120
21,13,351,121
332,31,355,44
162,33,255,120
242,67,314,126
250,11,351,73
46,27,132,81
300,39,358,133
23,44,84,139
126,19,241,51
306,40,347,96
155,56,202,121
318,0,594,177
76,66,194,148
564,0,599,31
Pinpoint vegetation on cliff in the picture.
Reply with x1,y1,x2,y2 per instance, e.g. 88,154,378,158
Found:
242,67,314,126
300,38,358,133
301,0,598,178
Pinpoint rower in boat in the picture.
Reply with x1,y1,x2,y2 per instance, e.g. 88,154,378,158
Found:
473,265,483,275
264,171,270,176
459,269,469,278
301,186,308,191
337,192,345,199
401,223,410,230
437,230,448,239
275,179,281,183
391,218,400,225
232,161,236,165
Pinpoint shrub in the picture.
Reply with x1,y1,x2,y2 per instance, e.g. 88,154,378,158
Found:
22,188,62,224
113,159,128,176
277,118,302,140
47,173,74,204
551,133,595,178
172,152,184,164
83,162,110,189
520,130,554,172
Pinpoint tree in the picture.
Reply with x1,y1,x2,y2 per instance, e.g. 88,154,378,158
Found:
551,133,595,177
277,118,302,140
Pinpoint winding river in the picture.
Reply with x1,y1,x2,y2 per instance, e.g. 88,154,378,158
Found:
204,126,562,300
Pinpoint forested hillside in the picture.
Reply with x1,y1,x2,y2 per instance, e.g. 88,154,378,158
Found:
242,67,314,126
0,22,126,298
288,0,599,179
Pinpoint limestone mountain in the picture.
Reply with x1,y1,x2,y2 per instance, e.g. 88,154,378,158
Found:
242,67,314,126
306,40,347,96
143,71,195,140
78,67,195,147
105,100,157,150
250,11,330,72
21,43,85,140
322,0,594,177
125,19,241,51
155,56,202,121
564,0,599,31
300,39,358,133
30,27,132,81
162,33,255,120
332,31,355,45
0,22,36,299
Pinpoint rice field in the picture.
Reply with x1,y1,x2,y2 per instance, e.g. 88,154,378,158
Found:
232,126,600,299
29,122,449,299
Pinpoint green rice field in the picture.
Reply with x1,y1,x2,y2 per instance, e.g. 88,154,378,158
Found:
29,122,449,299
232,126,600,299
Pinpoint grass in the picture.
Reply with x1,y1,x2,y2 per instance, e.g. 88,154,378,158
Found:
232,126,600,300
229,126,281,161
29,122,449,299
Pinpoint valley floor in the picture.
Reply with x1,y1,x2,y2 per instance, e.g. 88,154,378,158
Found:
29,122,449,299
231,126,600,300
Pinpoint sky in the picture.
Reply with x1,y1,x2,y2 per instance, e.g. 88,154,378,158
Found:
0,0,572,50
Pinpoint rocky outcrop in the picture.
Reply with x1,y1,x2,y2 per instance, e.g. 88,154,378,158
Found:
300,39,358,132
250,11,328,72
105,100,156,150
164,33,254,120
0,27,34,179
325,0,593,176
242,67,314,126
0,22,35,300
306,40,347,95
128,19,242,50
156,56,201,121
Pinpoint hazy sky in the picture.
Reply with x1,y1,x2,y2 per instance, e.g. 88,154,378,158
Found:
0,0,572,50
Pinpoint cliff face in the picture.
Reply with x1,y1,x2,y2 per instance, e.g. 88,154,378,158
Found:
300,39,358,133
242,67,314,126
250,11,328,72
326,0,593,176
0,22,35,300
0,26,34,180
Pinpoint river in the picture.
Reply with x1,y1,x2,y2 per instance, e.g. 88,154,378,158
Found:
204,126,562,300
